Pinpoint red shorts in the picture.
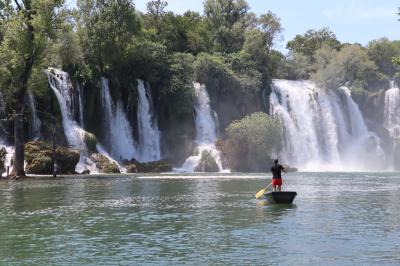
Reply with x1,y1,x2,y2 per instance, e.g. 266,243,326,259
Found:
272,178,282,186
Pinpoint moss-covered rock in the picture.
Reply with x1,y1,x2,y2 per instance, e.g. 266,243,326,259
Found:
84,132,97,154
195,150,219,172
135,159,173,173
0,147,6,173
122,158,139,173
25,141,80,174
90,153,120,173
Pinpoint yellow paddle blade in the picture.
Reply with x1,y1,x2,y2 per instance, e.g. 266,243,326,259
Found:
255,183,272,199
255,188,267,199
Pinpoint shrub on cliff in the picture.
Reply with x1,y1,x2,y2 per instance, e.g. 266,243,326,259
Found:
223,112,282,172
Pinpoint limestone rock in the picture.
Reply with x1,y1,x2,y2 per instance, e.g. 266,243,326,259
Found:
195,150,219,172
25,141,79,175
136,159,172,173
90,153,120,173
0,147,6,174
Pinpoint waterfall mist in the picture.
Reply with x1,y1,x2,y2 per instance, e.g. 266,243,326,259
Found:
270,79,385,171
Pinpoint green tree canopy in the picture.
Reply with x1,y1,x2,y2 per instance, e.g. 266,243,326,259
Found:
76,0,141,75
367,38,400,77
286,27,341,60
312,45,379,90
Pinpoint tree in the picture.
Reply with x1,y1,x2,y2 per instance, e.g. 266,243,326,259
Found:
367,38,400,77
204,0,250,53
286,27,341,60
223,112,281,172
76,0,141,75
0,0,63,177
258,11,282,53
312,45,378,90
145,0,167,34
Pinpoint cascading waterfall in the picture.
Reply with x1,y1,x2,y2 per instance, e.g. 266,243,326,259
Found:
0,92,13,177
179,82,226,172
136,79,161,162
46,68,98,173
27,92,42,140
77,83,85,128
0,142,14,177
270,79,385,171
384,81,400,138
100,77,137,161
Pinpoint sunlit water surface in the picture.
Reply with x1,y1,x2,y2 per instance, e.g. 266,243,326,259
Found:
1,172,400,265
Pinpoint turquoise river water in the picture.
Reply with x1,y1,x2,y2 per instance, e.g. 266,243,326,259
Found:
0,172,400,265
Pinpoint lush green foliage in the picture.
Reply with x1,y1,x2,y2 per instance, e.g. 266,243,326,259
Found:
0,0,63,112
312,45,379,90
287,27,341,60
223,112,281,172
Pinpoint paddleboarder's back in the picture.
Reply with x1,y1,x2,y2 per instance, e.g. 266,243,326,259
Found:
271,159,286,191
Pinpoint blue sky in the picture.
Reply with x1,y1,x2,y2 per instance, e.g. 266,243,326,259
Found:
67,0,400,51
132,0,400,51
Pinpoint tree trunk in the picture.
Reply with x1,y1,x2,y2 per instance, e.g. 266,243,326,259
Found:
13,113,25,178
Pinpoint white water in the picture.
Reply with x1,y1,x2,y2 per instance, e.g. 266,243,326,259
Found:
0,92,13,176
100,77,137,161
27,92,42,140
136,80,161,162
384,81,400,138
47,68,98,174
77,83,85,128
179,82,227,172
270,79,385,171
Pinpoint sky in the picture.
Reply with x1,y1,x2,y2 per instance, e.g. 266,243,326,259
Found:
131,0,400,51
66,0,400,51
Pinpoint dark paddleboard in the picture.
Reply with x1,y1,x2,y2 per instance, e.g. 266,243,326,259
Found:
264,191,297,204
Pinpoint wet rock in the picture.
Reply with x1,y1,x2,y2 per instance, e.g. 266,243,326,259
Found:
136,159,173,173
283,165,298,172
90,153,120,173
84,132,97,154
0,147,6,174
195,150,219,172
25,141,79,175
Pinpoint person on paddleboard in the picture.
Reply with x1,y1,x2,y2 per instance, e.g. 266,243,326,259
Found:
271,159,286,192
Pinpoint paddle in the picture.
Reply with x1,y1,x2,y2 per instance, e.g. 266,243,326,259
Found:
255,183,272,199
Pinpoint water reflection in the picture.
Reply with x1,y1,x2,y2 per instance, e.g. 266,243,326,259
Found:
0,173,400,265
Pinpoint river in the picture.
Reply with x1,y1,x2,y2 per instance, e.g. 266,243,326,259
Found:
0,172,399,265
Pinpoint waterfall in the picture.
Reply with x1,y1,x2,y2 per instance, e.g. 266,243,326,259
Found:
270,79,385,171
46,68,98,174
0,140,14,177
384,81,400,138
27,92,42,140
100,77,137,161
179,82,227,172
136,79,161,162
77,83,85,128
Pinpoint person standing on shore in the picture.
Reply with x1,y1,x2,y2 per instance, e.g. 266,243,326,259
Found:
271,159,286,192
